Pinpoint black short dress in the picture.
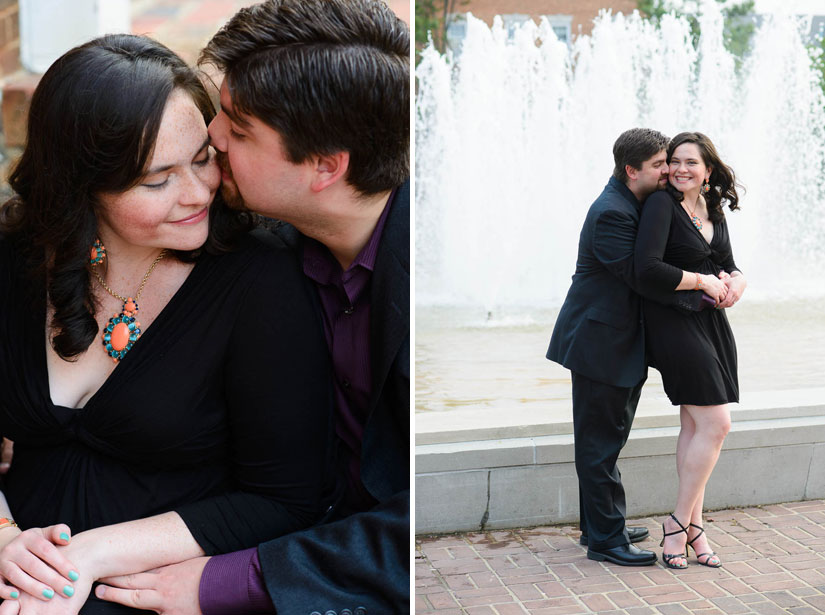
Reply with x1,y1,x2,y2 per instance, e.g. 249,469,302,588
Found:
635,190,739,406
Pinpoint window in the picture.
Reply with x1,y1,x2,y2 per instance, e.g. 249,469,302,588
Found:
444,12,573,51
501,13,531,40
545,14,572,45
445,14,467,51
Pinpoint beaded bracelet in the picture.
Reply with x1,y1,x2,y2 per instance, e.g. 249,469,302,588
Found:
0,517,18,530
693,272,703,290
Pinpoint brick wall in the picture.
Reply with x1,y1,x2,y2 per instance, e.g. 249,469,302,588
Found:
457,0,638,37
0,0,19,78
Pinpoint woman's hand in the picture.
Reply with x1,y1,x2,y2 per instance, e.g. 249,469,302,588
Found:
95,557,210,615
699,273,728,304
0,573,93,615
0,525,80,603
716,272,746,309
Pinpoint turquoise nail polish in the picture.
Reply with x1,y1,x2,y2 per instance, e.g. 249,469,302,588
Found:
63,585,74,597
68,570,79,582
59,532,70,542
10,591,18,599
43,588,54,599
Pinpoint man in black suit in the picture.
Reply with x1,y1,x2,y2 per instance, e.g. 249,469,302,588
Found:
547,128,687,566
95,1,409,612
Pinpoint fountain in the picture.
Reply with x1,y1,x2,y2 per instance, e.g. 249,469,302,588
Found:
415,2,825,534
416,3,825,313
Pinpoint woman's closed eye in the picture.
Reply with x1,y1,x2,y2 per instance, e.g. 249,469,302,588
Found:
193,151,211,167
142,176,169,189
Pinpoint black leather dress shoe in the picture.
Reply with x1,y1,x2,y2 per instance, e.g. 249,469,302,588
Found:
580,526,649,546
587,543,657,566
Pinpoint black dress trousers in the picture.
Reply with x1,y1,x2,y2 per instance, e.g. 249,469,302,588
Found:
571,371,645,551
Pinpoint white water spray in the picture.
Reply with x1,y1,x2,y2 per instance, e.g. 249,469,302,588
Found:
416,3,825,312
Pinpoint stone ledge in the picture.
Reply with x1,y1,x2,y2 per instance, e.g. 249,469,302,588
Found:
416,412,825,473
415,386,825,445
415,414,825,534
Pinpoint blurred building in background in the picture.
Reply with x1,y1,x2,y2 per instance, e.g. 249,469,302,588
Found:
448,0,636,45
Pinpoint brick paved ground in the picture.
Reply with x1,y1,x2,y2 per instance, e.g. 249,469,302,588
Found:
416,500,825,614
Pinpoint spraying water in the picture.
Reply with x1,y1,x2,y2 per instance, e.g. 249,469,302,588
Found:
415,2,825,314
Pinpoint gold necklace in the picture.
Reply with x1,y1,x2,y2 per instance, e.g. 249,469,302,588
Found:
92,249,166,362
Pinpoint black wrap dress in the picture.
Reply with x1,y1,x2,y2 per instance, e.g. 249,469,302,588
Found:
0,231,333,614
635,190,739,406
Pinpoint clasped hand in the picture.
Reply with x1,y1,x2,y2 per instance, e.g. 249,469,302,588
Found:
715,271,746,308
701,271,745,308
0,525,91,614
0,526,205,615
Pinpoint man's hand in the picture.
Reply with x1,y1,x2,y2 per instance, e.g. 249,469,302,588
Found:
95,557,209,615
716,273,746,309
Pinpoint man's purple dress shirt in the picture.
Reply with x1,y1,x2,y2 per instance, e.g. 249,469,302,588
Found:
198,194,394,614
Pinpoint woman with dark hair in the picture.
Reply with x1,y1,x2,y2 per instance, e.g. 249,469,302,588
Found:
0,34,331,612
635,132,746,570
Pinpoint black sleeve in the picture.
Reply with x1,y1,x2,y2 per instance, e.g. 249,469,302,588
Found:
176,247,333,555
591,208,641,288
592,202,689,308
258,490,410,615
634,192,685,293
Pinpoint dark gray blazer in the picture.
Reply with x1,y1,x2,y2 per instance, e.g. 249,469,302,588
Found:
547,177,689,388
258,181,410,615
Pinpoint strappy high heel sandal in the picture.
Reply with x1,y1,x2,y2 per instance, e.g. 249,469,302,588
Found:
687,523,722,568
659,513,688,569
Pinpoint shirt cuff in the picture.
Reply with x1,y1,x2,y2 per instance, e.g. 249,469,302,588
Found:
199,548,275,615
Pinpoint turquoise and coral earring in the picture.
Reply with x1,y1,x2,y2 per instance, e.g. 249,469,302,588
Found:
702,178,711,194
90,239,106,265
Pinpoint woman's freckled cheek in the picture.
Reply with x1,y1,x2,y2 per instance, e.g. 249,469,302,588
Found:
107,194,167,233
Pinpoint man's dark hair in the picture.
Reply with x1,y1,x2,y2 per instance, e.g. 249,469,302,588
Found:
612,128,669,183
199,0,410,195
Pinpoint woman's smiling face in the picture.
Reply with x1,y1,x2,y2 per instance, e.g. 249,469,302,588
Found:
668,142,710,193
96,89,220,252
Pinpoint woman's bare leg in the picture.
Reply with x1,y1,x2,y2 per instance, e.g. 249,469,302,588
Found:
663,403,730,567
688,490,720,565
676,405,695,480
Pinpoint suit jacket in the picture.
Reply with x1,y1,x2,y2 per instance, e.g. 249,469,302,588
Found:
258,181,410,615
547,177,688,388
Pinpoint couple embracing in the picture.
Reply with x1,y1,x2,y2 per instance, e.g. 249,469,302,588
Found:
548,128,746,569
0,0,408,613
